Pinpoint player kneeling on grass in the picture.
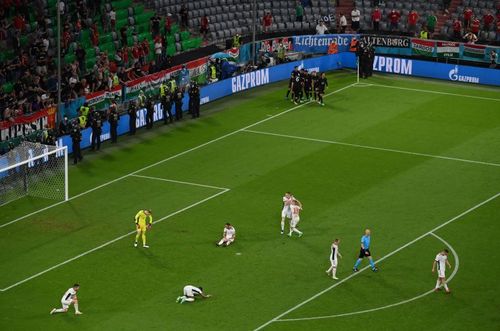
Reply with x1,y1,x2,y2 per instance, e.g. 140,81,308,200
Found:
216,223,236,247
134,209,152,248
432,249,452,293
288,200,303,237
50,284,83,315
326,239,342,280
176,285,211,304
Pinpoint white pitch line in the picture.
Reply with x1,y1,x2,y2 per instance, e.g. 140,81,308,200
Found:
242,130,500,168
369,83,500,102
0,83,357,229
0,189,229,292
130,174,229,191
276,232,460,322
252,192,498,331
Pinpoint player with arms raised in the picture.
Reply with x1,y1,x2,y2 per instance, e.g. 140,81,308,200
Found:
432,249,452,293
134,209,152,248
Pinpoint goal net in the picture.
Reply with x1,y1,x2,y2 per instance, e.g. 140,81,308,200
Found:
0,141,68,206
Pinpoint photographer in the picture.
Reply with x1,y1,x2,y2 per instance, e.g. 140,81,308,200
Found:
188,81,201,119
108,105,120,143
128,100,138,135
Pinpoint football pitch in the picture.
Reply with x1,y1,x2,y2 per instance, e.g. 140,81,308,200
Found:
1,71,499,330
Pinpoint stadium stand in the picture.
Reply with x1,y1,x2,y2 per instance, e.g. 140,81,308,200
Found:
148,0,335,41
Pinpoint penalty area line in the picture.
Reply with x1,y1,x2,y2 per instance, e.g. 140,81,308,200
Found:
0,83,356,229
0,189,229,292
252,192,498,330
275,232,460,322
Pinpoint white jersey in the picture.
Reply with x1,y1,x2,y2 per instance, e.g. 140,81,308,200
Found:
281,195,293,218
291,204,301,219
61,288,76,303
435,253,448,277
224,226,236,239
183,285,203,297
330,243,339,261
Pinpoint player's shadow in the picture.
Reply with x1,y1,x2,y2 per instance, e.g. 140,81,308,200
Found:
139,249,169,269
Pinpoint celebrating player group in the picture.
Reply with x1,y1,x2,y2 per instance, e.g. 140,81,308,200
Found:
286,67,328,106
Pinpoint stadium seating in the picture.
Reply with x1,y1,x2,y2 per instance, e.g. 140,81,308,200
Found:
146,0,335,42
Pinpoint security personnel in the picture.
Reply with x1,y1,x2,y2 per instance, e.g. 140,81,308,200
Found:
161,86,173,124
145,94,155,129
70,125,83,164
128,100,138,135
108,106,120,143
277,42,286,63
168,77,177,93
138,90,147,109
173,86,184,121
188,81,201,119
160,81,168,99
208,62,217,82
232,33,241,48
78,114,87,128
79,102,90,119
90,111,103,151
367,42,375,77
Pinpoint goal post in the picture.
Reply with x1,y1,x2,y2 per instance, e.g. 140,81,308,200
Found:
0,141,68,206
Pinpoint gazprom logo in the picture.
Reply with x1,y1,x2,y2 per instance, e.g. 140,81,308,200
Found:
448,65,479,83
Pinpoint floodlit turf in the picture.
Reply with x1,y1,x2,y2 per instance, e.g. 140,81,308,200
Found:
1,70,499,331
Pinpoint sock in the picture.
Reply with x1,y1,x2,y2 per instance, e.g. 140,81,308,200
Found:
354,259,361,269
74,303,79,313
293,228,302,235
369,259,376,269
135,232,140,243
443,282,449,291
435,279,440,289
326,266,332,273
142,233,146,245
54,308,66,313
225,240,232,246
280,220,285,232
289,229,293,236
319,95,323,103
218,239,224,246
184,297,194,302
332,267,337,278
286,90,290,97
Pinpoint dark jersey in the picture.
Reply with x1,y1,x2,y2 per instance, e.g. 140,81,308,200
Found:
311,75,319,88
304,73,312,88
317,77,328,92
293,74,303,91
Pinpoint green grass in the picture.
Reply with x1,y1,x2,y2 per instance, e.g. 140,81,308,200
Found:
0,71,499,331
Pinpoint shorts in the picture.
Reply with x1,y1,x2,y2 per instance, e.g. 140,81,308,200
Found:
304,84,312,92
352,21,360,30
437,268,446,278
61,299,73,309
281,208,292,219
223,236,235,243
291,217,300,227
330,259,337,268
137,225,147,232
358,248,371,258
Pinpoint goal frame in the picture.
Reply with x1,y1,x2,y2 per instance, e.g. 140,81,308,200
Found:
0,145,69,204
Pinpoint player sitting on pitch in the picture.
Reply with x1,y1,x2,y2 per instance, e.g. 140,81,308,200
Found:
176,285,211,304
50,284,83,315
216,223,236,247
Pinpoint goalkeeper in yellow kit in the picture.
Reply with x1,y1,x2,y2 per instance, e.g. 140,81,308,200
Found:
134,209,153,248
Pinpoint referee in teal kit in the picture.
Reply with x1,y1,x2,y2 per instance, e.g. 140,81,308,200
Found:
353,229,378,272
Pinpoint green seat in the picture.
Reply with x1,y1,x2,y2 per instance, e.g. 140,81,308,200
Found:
2,82,14,93
99,34,112,44
180,30,190,41
166,44,176,56
170,24,179,34
64,53,76,64
116,9,129,21
166,35,174,45
134,5,144,15
191,37,202,49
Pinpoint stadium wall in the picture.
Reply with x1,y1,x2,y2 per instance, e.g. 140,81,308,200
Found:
372,55,500,86
56,53,355,153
